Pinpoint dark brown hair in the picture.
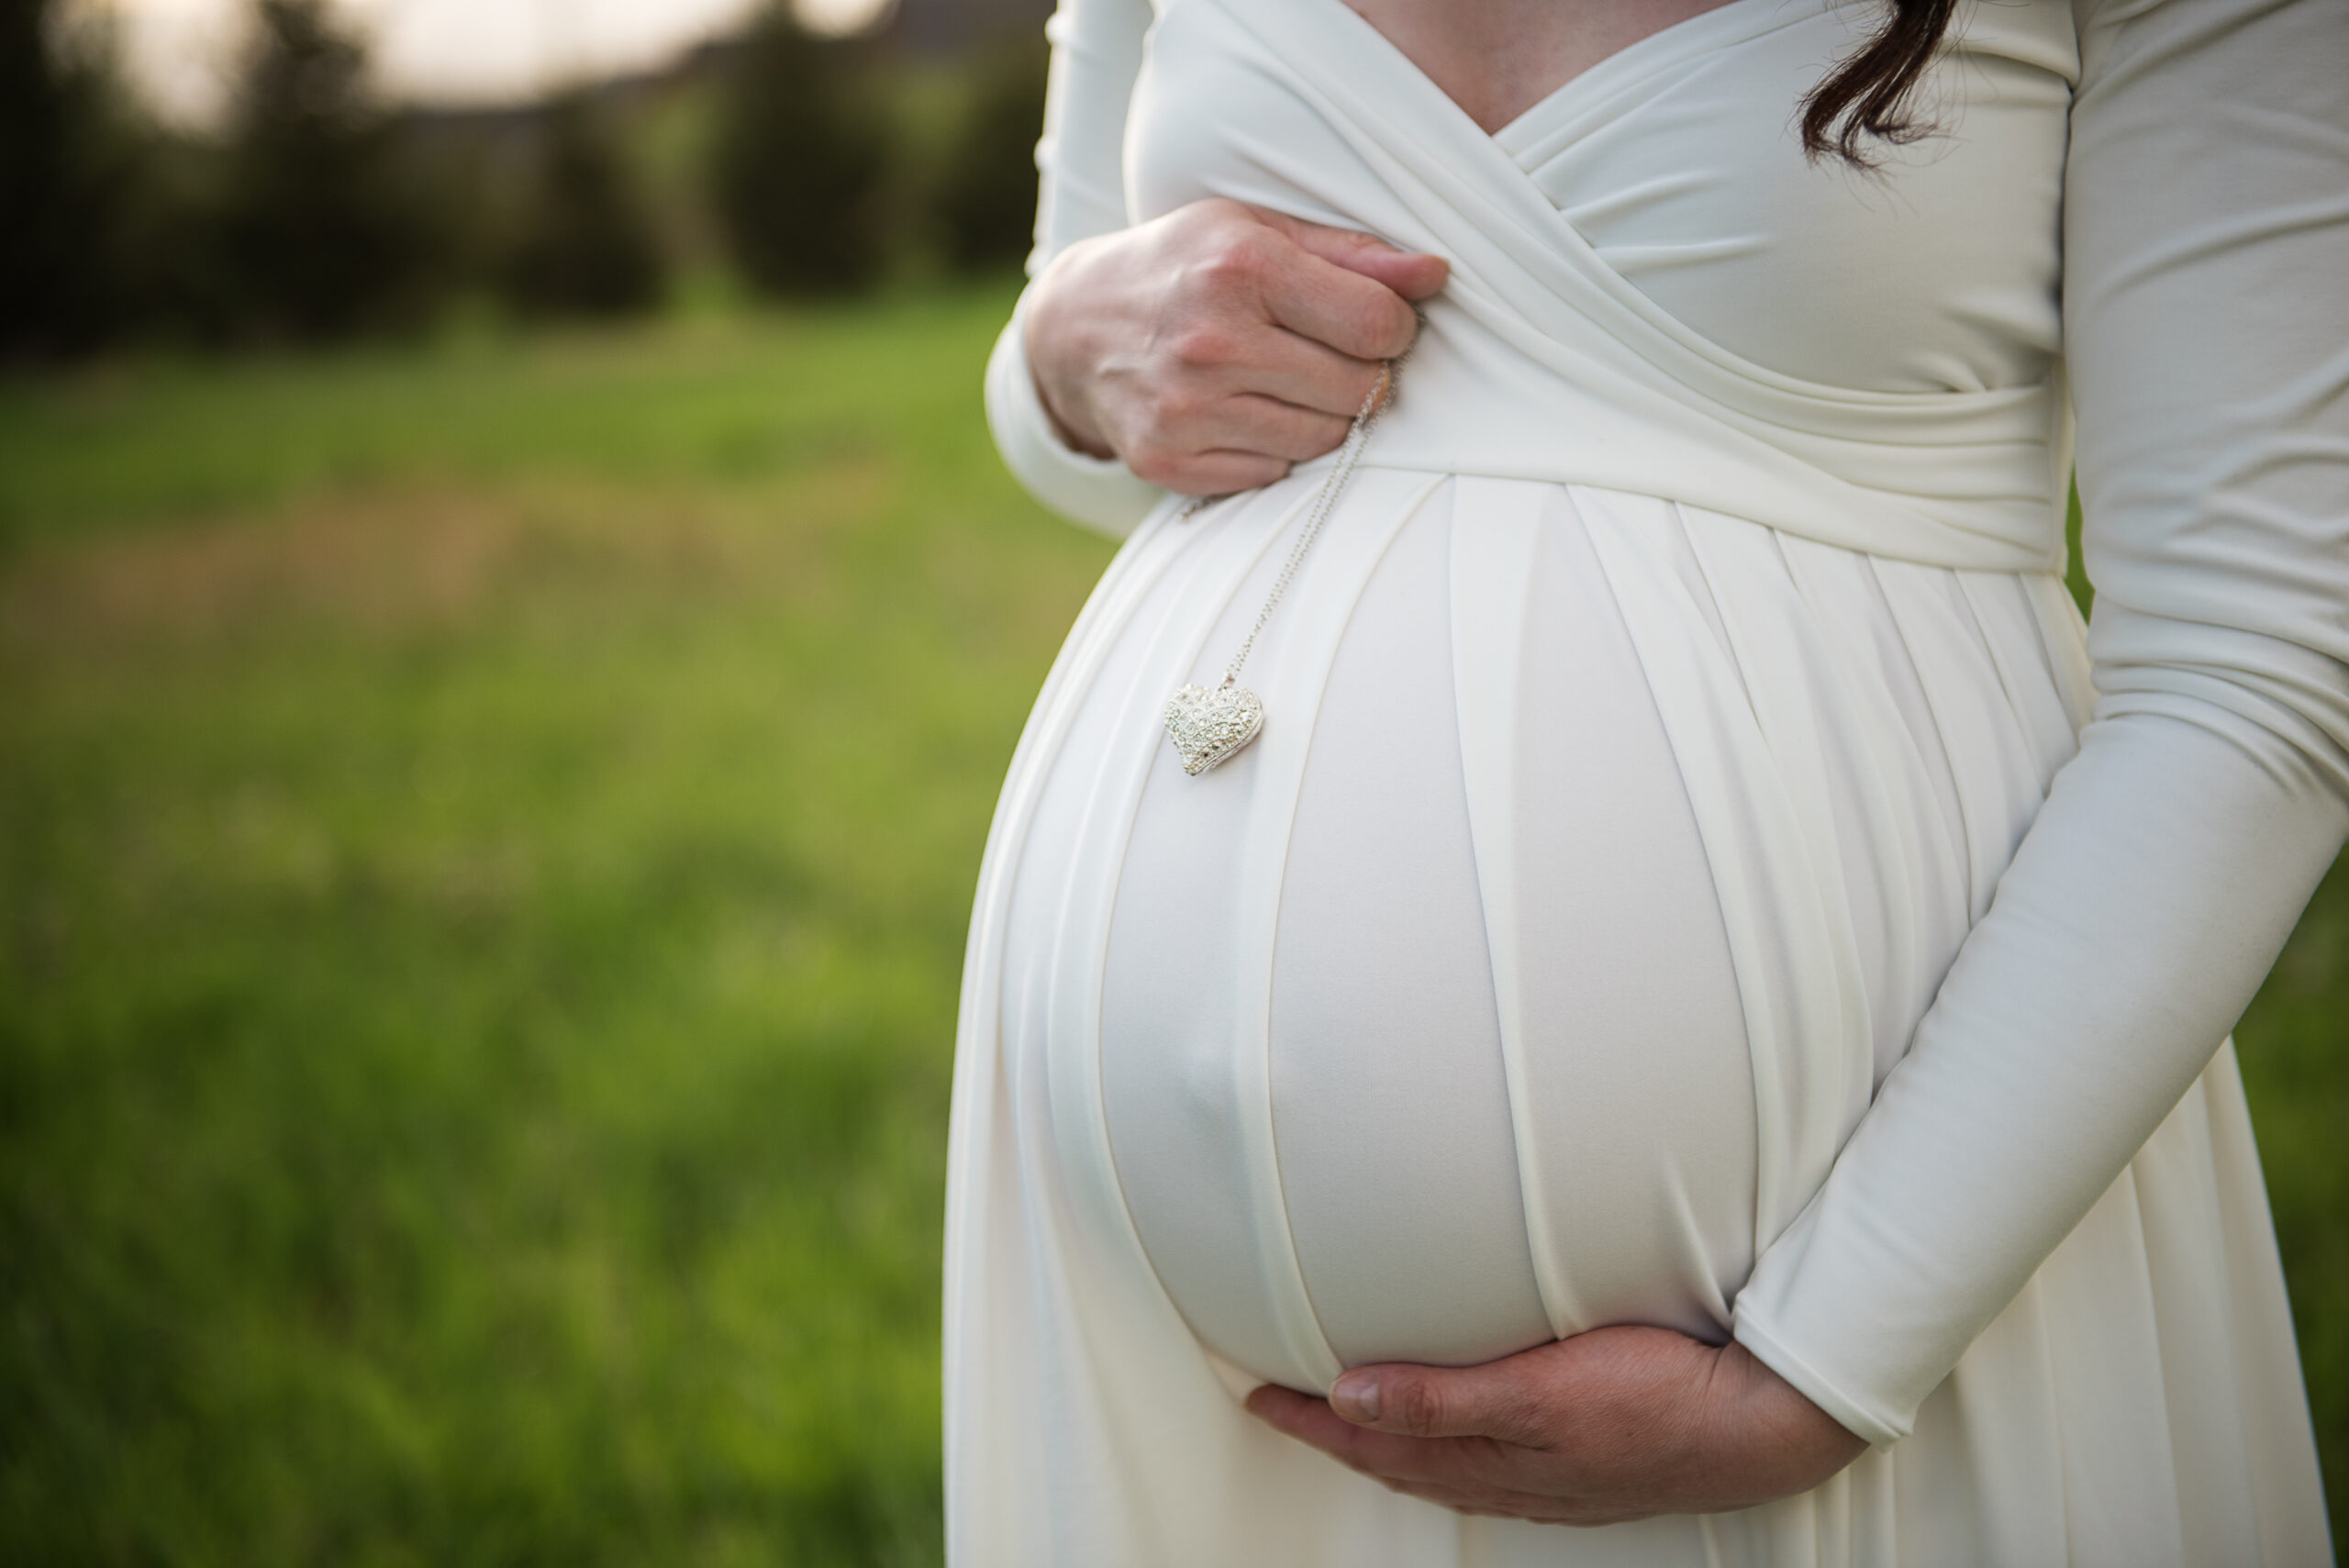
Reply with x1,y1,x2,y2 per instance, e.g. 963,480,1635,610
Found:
1798,0,1962,165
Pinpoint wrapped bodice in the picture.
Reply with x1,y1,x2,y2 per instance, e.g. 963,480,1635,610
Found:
1122,0,2082,573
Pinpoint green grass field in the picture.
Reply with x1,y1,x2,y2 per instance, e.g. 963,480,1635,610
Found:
3,288,2341,1562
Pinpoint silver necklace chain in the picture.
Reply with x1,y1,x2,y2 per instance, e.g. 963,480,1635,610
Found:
1160,341,1410,778
1189,350,1406,688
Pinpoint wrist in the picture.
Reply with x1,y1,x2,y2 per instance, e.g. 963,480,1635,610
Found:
1021,261,1117,461
1711,1340,1869,1488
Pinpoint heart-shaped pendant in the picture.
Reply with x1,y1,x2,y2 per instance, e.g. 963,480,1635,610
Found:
1165,348,1402,781
1164,682,1265,775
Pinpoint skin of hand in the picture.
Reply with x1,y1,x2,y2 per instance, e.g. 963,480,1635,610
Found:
1022,197,1450,495
1245,1324,1868,1525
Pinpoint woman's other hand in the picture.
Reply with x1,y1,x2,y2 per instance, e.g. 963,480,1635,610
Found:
1024,198,1449,495
1245,1325,1867,1525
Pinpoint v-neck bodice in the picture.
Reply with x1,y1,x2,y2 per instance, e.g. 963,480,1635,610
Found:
1493,0,2074,395
1486,0,1798,142
1119,0,2081,573
1132,0,2075,397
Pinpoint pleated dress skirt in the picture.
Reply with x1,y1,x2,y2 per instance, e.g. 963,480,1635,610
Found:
954,464,2319,1565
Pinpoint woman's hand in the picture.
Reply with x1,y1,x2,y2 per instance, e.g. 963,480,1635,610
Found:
1245,1325,1867,1526
1024,197,1449,495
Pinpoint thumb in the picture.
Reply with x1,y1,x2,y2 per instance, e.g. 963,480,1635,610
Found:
1329,1360,1551,1445
1251,206,1450,300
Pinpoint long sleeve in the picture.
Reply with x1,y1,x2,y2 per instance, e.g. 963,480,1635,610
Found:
982,0,1165,539
1731,0,2349,1446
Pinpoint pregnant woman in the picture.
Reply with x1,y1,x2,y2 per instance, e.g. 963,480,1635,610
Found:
946,0,2346,1559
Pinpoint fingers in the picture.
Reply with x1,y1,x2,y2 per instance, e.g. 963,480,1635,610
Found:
1248,335,1393,420
1258,248,1424,362
1145,277,1386,417
1117,392,1347,492
1204,393,1352,459
1245,1385,1496,1488
1186,208,1421,361
1130,446,1292,496
1328,1358,1559,1446
1253,206,1451,301
1244,1329,1870,1524
1030,197,1438,490
1243,1385,1654,1527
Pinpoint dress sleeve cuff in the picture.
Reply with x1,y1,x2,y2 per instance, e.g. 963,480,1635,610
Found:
1731,1302,1910,1451
985,295,1163,540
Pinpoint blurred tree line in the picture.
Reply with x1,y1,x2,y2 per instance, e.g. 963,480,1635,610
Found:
1,0,1050,361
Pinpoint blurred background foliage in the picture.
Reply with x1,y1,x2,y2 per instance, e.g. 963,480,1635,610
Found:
0,290,1092,1566
1,0,2343,1561
709,15,894,298
0,0,1047,358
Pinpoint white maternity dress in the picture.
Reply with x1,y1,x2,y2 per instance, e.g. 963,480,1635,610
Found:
952,0,2349,1560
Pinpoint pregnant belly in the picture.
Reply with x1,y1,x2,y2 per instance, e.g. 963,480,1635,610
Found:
1001,469,2078,1395
1103,488,1758,1385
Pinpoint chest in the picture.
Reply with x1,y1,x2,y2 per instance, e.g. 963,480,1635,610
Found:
1126,0,2080,394
1338,0,1748,132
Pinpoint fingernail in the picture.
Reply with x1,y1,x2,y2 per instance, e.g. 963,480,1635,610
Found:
1330,1371,1380,1423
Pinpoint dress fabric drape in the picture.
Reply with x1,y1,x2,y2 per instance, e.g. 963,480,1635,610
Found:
949,0,2347,1561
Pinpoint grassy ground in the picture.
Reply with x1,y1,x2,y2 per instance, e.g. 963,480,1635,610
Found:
2,291,2341,1562
0,285,1114,1565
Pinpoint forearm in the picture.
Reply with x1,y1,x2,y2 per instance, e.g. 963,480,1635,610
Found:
1735,0,2349,1445
1734,708,2345,1444
988,0,1166,536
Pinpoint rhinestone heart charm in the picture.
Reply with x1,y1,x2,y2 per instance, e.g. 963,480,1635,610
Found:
1162,349,1402,780
1163,682,1265,776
